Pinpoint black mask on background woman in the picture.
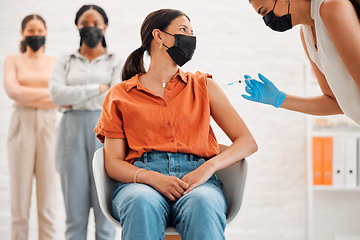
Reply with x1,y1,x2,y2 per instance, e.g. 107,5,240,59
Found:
25,36,46,52
263,0,292,32
163,31,196,67
79,27,103,48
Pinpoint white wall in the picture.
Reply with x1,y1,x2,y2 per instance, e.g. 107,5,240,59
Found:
0,0,309,239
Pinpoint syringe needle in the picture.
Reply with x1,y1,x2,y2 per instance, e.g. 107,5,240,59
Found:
227,80,242,85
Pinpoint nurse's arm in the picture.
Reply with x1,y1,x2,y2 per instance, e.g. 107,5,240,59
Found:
279,28,343,116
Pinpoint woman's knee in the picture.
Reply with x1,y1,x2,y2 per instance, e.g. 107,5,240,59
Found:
175,183,227,221
112,184,169,222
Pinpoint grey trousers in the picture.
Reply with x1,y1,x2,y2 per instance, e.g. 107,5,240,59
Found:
55,110,116,240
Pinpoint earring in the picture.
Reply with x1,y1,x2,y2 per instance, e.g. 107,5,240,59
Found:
159,43,163,49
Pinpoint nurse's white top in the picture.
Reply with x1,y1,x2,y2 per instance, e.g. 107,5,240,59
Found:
301,0,360,125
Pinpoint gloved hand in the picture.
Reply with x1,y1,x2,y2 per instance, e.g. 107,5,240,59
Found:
241,73,286,108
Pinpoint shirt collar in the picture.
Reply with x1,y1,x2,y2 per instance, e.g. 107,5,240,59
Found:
71,49,113,62
124,68,188,92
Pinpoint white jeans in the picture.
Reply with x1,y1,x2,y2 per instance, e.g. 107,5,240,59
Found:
7,106,60,240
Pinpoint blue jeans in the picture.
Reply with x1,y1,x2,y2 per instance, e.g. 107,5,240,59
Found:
112,151,227,240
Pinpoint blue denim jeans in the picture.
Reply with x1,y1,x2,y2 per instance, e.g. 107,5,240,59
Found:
112,151,227,240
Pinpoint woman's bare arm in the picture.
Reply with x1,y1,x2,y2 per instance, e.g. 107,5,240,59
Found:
4,56,53,104
182,78,258,193
279,28,343,116
104,137,188,201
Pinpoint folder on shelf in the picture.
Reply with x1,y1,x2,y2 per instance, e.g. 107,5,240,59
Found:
345,137,357,188
312,137,323,185
333,137,345,187
322,137,333,185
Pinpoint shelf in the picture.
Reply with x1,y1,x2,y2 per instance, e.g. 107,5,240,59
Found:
311,128,360,137
312,186,360,192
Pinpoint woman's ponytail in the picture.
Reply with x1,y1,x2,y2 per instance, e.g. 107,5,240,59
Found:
20,39,26,53
121,46,146,81
350,0,360,19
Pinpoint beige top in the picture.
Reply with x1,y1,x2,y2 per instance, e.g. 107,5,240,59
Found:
15,55,56,89
4,53,57,109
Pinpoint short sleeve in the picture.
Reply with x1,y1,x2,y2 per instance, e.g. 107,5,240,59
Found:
94,89,126,143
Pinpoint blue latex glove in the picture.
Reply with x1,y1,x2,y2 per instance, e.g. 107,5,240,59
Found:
241,73,286,108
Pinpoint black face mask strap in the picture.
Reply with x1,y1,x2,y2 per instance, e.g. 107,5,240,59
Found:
162,31,173,36
273,0,290,14
160,31,173,49
287,0,291,14
272,0,278,11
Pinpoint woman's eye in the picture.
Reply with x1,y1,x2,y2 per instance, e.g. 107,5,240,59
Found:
180,28,186,31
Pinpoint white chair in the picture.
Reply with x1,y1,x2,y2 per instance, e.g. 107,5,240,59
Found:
92,147,247,237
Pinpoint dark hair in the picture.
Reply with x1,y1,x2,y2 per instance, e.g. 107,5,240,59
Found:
350,0,360,18
75,4,108,48
122,9,190,81
20,14,46,53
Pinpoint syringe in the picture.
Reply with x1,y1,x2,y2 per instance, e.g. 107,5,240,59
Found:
226,80,242,86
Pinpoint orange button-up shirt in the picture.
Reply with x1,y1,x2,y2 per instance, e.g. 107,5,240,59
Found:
94,69,220,163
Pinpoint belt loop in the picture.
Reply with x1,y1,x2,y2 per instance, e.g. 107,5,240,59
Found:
143,152,148,164
189,153,193,162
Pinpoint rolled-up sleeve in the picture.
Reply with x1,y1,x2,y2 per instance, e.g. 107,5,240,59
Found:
94,89,126,143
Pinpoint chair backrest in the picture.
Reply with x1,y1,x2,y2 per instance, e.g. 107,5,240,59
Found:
92,147,247,229
216,159,247,225
92,148,122,227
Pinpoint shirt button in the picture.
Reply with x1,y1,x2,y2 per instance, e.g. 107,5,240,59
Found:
167,86,171,90
167,122,171,126
163,103,167,107
171,140,175,143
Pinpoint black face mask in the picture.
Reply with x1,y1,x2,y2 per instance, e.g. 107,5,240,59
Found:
163,31,196,67
79,27,103,48
25,36,46,52
263,0,292,32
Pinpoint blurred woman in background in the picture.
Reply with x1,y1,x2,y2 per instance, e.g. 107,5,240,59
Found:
3,14,59,240
49,4,120,240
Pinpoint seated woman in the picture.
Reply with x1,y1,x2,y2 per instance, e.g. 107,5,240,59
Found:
94,8,258,240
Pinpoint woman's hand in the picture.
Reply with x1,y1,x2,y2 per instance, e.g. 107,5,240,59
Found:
144,171,189,201
181,162,215,194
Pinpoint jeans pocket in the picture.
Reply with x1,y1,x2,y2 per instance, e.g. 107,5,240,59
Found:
211,174,224,189
193,157,205,168
133,160,146,169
